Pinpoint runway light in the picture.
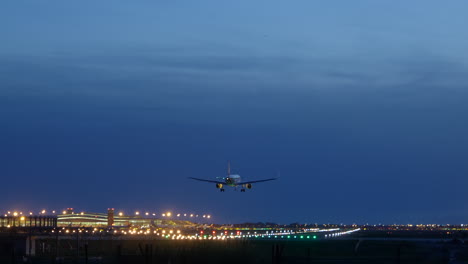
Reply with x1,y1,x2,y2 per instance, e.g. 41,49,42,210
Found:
135,212,140,216
166,212,171,217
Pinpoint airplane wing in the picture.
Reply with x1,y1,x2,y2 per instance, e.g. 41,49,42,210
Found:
188,177,225,184
238,178,277,185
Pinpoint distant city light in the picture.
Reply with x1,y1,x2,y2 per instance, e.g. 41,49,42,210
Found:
135,212,140,215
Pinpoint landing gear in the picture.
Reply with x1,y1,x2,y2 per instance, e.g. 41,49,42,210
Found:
241,189,245,192
220,189,225,192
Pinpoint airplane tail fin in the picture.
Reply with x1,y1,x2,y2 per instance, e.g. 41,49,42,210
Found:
227,161,231,177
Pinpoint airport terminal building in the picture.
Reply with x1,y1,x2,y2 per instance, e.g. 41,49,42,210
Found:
1,208,195,229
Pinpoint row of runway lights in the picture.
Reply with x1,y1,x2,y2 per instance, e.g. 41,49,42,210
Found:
2,211,211,219
42,228,360,241
324,228,361,238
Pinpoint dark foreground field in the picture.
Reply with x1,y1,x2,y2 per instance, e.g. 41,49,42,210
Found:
2,233,468,263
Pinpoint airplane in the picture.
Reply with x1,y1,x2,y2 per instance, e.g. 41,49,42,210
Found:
189,161,277,192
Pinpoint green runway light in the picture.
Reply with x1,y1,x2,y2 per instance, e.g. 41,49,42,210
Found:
313,235,317,239
300,236,304,239
287,236,290,239
307,236,310,239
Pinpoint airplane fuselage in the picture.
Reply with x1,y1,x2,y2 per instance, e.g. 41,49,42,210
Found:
224,174,241,186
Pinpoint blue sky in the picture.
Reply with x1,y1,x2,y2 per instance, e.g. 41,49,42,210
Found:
1,0,468,224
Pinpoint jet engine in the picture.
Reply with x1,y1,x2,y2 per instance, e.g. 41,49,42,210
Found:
246,183,252,189
216,183,223,189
